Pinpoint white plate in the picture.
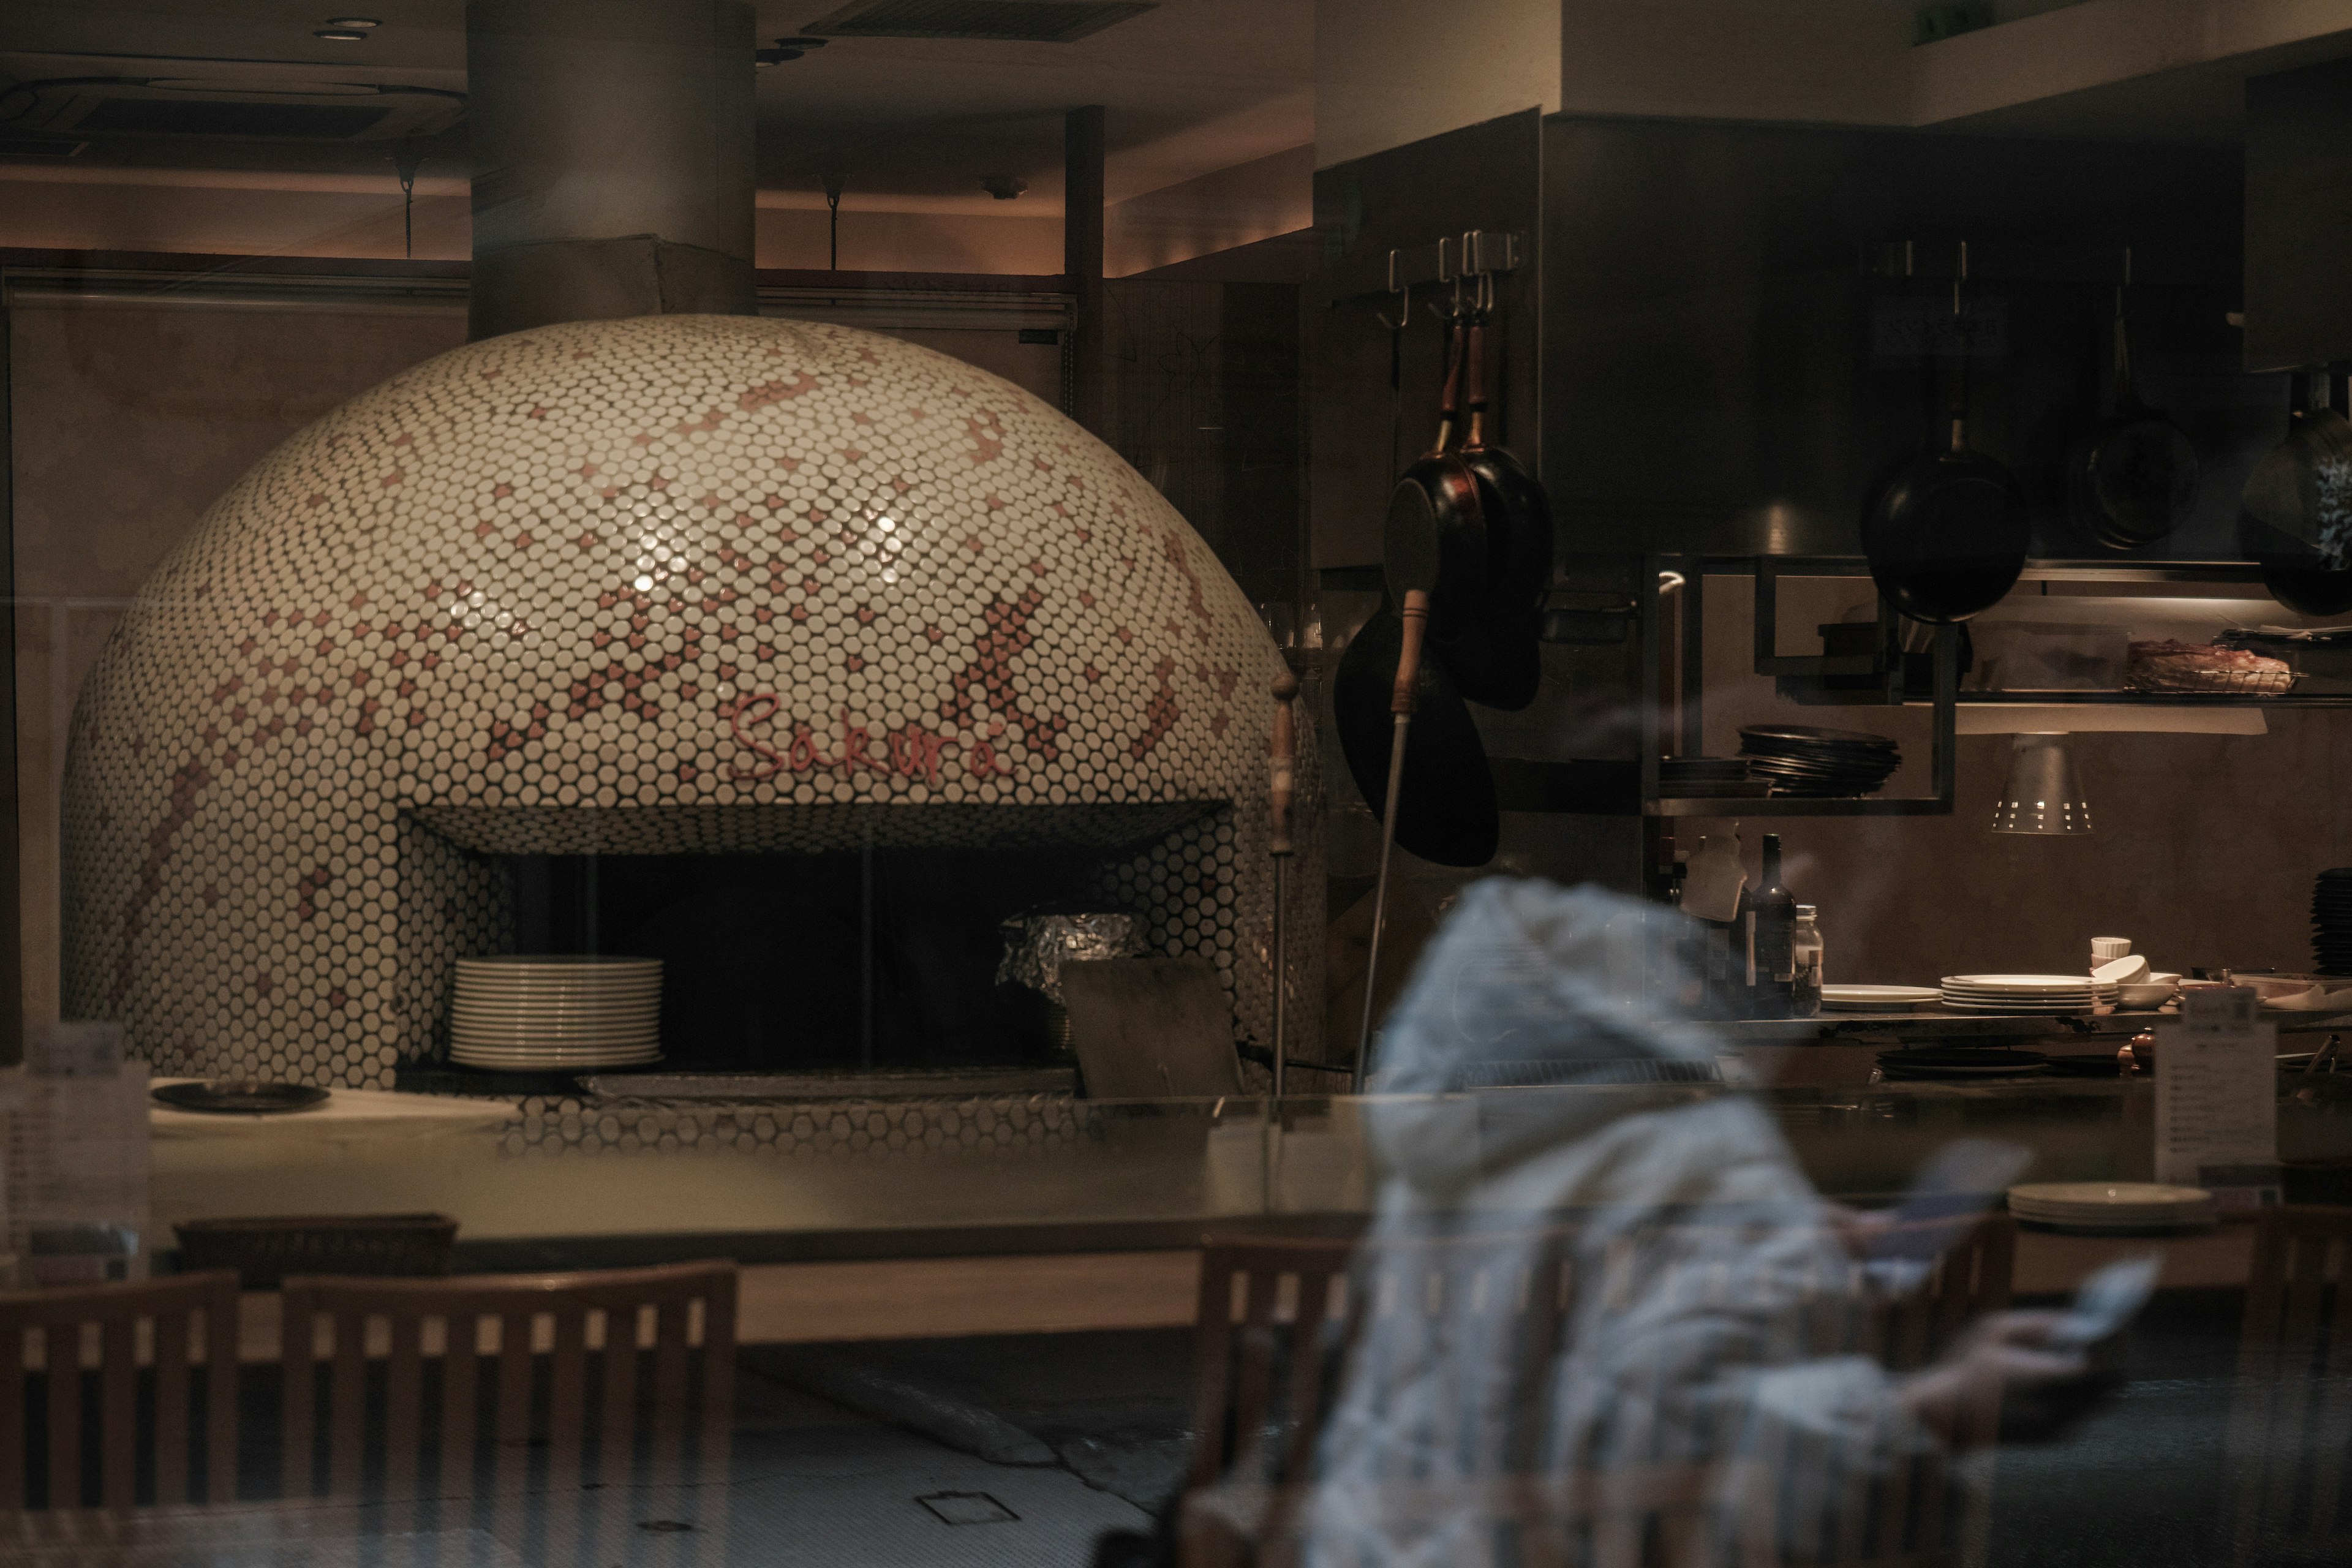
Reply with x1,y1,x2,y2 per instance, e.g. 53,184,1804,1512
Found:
449,1006,663,1020
454,979,660,993
1823,985,1942,1009
451,1054,662,1071
1943,973,2117,992
451,1047,661,1062
450,1038,661,1057
2009,1182,2212,1210
451,1024,658,1042
456,956,660,970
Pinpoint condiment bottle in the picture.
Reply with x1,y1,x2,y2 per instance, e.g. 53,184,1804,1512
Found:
1790,904,1824,1018
1744,834,1798,1019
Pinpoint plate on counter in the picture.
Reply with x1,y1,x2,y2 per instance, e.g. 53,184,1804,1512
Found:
1878,1048,2049,1080
2008,1182,2215,1232
1822,984,1941,1010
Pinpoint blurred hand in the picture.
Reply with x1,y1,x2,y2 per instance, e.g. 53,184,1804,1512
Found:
1899,1310,2094,1446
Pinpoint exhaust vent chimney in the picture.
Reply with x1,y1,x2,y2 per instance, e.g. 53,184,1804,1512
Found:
466,0,756,341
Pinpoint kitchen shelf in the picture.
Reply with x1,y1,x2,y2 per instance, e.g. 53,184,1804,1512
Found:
1928,690,2352,709
1647,796,1953,818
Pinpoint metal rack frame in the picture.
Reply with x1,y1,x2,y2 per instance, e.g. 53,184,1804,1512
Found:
1638,556,1959,818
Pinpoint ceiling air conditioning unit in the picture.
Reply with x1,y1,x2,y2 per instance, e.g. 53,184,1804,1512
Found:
799,0,1157,43
14,75,463,143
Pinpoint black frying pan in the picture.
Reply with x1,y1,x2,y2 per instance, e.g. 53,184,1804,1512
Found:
1861,249,2029,624
2244,370,2352,614
1449,306,1550,712
1333,606,1498,868
2074,268,2199,550
1384,319,1490,657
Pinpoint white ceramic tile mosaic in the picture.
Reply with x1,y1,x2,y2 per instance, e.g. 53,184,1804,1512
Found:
61,315,1319,1087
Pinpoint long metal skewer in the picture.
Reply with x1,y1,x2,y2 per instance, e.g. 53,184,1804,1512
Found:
1268,671,1300,1100
1354,588,1429,1092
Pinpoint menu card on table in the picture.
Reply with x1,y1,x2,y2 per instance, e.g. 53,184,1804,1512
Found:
2154,987,2279,1210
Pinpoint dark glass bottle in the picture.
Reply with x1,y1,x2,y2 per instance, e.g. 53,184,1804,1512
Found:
1746,833,1798,1019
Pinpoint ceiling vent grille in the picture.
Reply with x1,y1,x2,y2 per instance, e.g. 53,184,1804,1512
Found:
800,1,1157,43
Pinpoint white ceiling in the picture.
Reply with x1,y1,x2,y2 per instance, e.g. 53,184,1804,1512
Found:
0,1,1313,211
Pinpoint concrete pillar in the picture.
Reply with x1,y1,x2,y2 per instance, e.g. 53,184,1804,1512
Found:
465,0,757,341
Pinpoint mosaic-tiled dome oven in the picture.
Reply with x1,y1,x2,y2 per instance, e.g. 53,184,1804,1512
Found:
62,314,1311,1087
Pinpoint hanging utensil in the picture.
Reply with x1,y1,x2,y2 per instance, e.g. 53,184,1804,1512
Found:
1355,588,1430,1092
1861,241,2030,624
2244,368,2352,614
1383,305,1490,663
1333,605,1497,867
1447,276,1551,712
1267,670,1299,1100
2073,248,2201,550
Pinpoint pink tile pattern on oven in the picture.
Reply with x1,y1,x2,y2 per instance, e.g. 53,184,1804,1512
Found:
61,314,1319,1088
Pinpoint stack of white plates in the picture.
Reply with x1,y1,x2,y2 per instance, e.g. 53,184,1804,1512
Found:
448,956,663,1071
2007,1182,2216,1233
1940,973,2119,1013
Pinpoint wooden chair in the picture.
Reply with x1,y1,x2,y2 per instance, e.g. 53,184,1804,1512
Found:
279,1261,737,1506
0,1271,240,1508
1180,1215,2015,1568
2227,1204,2352,1566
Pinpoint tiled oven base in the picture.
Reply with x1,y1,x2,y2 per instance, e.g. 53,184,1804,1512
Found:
503,1092,1093,1159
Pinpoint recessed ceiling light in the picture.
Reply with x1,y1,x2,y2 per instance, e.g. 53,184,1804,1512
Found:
325,15,381,24
314,28,369,42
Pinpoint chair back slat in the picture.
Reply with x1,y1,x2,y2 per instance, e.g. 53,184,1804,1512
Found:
382,1312,424,1499
97,1317,137,1506
598,1304,639,1480
45,1324,83,1505
546,1305,589,1483
151,1306,191,1506
0,1272,240,1509
328,1310,369,1498
440,1313,481,1494
279,1261,736,1503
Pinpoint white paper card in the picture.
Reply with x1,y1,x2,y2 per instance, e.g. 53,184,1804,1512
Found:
2154,987,2276,1193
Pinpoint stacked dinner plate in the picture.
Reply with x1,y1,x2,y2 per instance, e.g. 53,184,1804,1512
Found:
2314,869,2352,974
1822,984,1942,1012
2007,1182,2216,1234
448,956,663,1071
1939,973,2120,1012
1737,725,1902,798
1659,756,1768,799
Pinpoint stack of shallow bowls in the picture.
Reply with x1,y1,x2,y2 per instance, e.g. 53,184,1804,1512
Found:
2314,869,2352,974
2007,1182,2215,1234
448,956,662,1071
1737,725,1901,798
1939,973,2119,1012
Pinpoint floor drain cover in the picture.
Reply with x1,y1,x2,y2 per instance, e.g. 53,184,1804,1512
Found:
918,1492,1019,1526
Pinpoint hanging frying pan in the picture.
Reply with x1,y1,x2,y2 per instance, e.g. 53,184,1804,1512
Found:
2073,254,2199,550
1860,243,2029,624
1449,296,1550,712
2243,369,2352,615
1383,318,1490,663
1333,605,1498,868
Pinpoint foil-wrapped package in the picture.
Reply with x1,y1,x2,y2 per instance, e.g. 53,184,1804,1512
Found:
995,913,1140,1005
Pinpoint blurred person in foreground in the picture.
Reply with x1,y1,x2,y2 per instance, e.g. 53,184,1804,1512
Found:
1222,878,2098,1567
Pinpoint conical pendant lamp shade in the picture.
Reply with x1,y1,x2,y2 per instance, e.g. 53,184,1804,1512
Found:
1990,733,2092,834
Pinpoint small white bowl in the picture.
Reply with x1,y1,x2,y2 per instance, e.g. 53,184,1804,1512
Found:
2116,980,2178,1009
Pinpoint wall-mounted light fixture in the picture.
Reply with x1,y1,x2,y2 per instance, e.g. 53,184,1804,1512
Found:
1990,733,2092,835
981,174,1028,200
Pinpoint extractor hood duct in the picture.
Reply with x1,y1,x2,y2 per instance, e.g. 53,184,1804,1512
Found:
465,0,756,341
